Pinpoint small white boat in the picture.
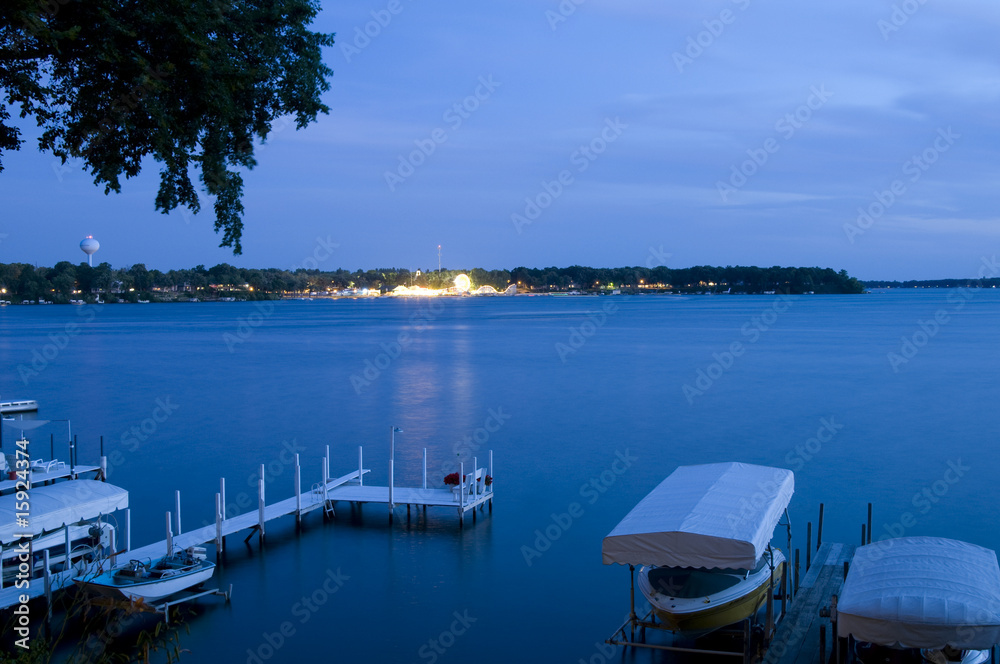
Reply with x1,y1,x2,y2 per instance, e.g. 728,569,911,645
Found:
840,537,1000,662
74,548,215,603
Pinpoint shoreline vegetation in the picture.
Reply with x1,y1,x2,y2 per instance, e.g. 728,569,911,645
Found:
0,262,867,304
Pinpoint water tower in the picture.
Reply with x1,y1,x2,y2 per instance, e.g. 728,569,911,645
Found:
80,236,100,266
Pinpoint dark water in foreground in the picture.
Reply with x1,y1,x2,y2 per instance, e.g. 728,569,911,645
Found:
2,290,999,663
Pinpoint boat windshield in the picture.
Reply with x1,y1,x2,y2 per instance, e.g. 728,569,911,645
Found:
648,555,772,598
647,567,744,598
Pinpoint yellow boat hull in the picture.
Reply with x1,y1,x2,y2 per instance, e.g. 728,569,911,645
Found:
643,557,785,638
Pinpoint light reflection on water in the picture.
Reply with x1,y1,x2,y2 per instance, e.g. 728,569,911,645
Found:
2,291,999,662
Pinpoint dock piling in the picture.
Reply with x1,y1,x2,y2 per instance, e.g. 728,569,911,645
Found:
175,490,182,535
294,454,301,527
258,464,265,543
422,448,427,489
817,503,824,550
861,524,866,546
806,522,812,570
794,548,800,596
215,493,223,555
220,477,226,550
43,549,52,627
166,512,173,554
867,503,872,545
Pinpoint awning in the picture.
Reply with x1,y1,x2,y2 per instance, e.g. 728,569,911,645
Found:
0,480,129,545
838,537,1000,649
602,462,794,570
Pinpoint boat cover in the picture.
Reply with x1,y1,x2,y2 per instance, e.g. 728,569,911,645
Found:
602,462,793,569
0,480,128,545
1,419,51,431
838,537,1000,649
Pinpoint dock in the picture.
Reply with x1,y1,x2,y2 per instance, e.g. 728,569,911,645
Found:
764,542,855,664
0,444,493,611
0,400,39,414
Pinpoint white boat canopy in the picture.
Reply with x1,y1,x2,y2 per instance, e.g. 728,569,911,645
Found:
602,462,794,570
0,480,128,545
838,536,1000,650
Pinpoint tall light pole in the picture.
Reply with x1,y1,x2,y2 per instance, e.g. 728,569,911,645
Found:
389,426,403,515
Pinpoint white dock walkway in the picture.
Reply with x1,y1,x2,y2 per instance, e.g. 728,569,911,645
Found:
130,445,494,560
0,445,494,612
0,464,101,493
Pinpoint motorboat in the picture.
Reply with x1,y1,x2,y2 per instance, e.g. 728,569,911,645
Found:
0,479,128,593
1,522,115,584
637,548,786,637
839,537,1000,664
74,547,215,603
603,462,794,639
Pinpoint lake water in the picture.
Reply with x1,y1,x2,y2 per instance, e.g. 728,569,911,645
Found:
2,290,999,662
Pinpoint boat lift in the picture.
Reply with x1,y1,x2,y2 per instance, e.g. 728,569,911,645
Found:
606,513,792,663
601,462,796,663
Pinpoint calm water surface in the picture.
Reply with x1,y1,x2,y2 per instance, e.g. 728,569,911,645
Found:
2,291,998,662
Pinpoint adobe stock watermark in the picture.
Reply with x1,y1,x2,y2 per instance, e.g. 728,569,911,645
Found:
545,0,586,31
877,0,929,41
385,75,501,191
725,466,796,533
682,294,794,404
521,449,637,566
782,416,843,472
245,568,349,664
349,298,445,394
553,244,669,362
223,300,276,353
886,254,998,372
439,407,511,477
672,0,752,73
843,127,959,244
289,236,339,272
555,300,619,364
510,117,628,235
717,84,833,202
17,303,103,384
105,397,181,479
417,610,477,664
339,0,408,63
868,459,970,553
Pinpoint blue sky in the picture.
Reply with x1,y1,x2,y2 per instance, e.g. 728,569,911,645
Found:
1,0,998,279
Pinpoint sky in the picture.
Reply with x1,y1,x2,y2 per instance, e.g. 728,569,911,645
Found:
1,0,998,280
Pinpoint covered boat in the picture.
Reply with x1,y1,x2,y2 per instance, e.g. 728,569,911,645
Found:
603,462,793,637
839,536,1000,662
0,480,127,587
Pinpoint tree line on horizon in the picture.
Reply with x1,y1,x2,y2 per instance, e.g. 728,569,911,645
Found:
861,278,1000,289
0,262,864,303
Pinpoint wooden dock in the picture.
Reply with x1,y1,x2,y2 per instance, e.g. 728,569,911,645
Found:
764,542,855,664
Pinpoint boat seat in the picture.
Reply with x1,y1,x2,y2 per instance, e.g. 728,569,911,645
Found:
30,459,66,473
